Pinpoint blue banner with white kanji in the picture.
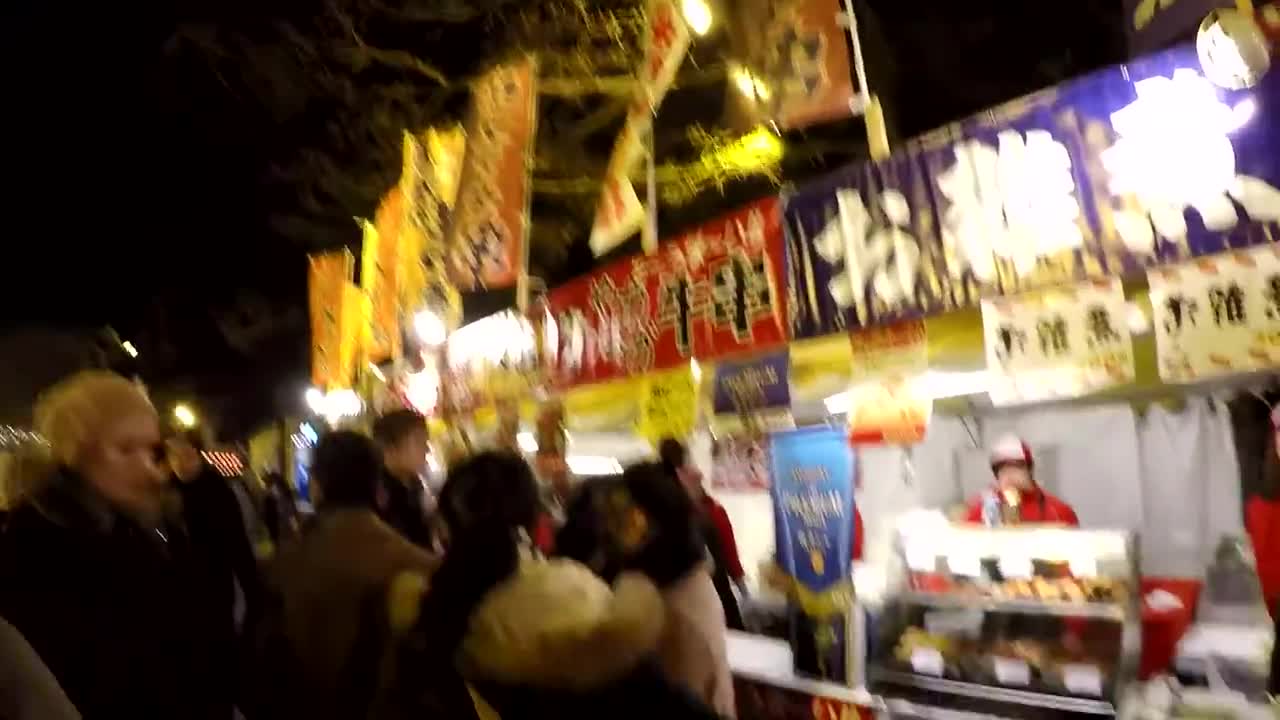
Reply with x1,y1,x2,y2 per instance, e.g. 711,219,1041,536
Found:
785,44,1280,339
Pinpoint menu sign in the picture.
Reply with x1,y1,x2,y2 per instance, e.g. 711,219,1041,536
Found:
1149,245,1280,382
548,198,788,388
981,278,1136,406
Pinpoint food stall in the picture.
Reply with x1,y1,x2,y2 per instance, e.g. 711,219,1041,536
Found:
315,20,1280,717
871,522,1140,718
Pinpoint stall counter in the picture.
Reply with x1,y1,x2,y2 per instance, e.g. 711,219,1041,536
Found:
728,630,881,719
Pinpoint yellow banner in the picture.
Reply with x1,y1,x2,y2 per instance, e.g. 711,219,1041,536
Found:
308,250,354,389
636,365,699,446
336,282,370,391
846,319,931,445
401,128,466,332
364,187,405,363
1149,246,1280,382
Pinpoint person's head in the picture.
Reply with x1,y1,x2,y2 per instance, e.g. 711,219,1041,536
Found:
32,371,169,519
311,430,382,509
619,461,704,587
372,409,429,481
414,452,543,676
989,434,1035,493
165,428,207,481
437,451,540,549
658,436,703,500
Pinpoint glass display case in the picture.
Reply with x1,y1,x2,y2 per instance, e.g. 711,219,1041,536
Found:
869,519,1141,719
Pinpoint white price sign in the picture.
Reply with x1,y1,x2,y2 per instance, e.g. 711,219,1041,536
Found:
1062,664,1103,697
993,658,1031,686
910,648,945,677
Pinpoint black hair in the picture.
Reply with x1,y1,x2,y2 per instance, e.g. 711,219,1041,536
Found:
415,451,541,671
620,461,705,588
657,437,687,477
310,430,382,509
555,477,625,581
436,451,540,540
371,409,427,449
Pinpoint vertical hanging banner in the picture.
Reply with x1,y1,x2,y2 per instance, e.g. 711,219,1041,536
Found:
769,426,856,683
337,282,370,390
308,250,354,389
589,0,692,256
447,57,537,293
981,278,1135,406
363,187,405,363
730,0,859,130
1149,245,1280,382
550,197,788,388
846,319,931,445
404,127,467,328
636,365,699,446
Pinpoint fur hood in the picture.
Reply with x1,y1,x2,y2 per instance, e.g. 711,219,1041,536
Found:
459,556,665,691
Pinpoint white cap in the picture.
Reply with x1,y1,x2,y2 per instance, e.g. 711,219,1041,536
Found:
990,433,1033,467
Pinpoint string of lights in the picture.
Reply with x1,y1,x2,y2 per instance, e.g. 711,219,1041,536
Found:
0,426,47,449
201,450,245,478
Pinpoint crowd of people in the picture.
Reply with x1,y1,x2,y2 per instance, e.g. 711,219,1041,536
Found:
0,370,744,720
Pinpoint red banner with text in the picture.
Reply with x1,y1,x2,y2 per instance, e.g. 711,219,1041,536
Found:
548,196,787,388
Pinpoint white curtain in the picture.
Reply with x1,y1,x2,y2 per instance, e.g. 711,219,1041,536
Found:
1138,399,1244,577
981,405,1147,532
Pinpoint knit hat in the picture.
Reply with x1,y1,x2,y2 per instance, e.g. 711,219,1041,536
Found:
990,434,1034,471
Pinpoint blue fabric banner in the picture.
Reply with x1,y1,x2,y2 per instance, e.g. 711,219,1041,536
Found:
785,44,1280,339
711,350,791,415
769,425,856,682
770,426,855,593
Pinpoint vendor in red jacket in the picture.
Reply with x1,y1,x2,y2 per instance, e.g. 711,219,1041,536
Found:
965,435,1079,526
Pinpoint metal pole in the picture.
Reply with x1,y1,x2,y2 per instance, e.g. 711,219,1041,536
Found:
840,0,890,160
643,124,659,254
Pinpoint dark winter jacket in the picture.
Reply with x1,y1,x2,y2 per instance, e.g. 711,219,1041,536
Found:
0,469,232,719
174,464,262,618
245,508,438,720
378,471,433,548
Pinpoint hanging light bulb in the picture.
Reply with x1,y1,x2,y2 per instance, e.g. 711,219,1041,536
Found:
682,0,713,35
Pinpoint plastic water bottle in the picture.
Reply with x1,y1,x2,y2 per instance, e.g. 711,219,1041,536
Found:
981,490,1001,527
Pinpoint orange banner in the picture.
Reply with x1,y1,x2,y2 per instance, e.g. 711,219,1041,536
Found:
447,57,537,294
336,282,370,390
846,319,931,445
589,0,692,257
308,250,354,389
729,0,859,130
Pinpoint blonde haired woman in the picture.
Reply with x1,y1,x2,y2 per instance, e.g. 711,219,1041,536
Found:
0,371,233,719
